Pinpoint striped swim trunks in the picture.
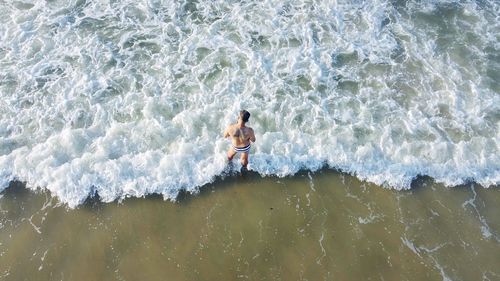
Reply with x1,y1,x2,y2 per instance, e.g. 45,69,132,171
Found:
233,143,251,153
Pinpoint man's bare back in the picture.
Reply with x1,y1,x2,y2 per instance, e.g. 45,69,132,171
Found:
224,110,256,169
225,125,254,147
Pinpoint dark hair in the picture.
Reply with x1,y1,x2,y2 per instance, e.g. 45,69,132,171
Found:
239,110,250,123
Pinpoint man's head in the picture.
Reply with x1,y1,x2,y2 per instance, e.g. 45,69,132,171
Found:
239,110,250,123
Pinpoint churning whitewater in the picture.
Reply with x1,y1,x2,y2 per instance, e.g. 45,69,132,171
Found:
0,0,498,207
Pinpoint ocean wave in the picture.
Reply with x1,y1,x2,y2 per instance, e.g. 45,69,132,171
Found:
0,0,498,207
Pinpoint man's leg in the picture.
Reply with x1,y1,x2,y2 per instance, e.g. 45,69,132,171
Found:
227,148,236,161
240,152,249,168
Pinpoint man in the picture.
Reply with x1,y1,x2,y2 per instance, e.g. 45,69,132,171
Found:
223,110,256,170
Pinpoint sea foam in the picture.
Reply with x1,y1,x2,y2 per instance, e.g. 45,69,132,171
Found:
0,0,498,207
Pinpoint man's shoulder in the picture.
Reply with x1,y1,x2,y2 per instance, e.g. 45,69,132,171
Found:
227,124,239,133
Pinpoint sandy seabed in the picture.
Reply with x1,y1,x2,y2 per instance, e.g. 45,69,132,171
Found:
0,170,499,281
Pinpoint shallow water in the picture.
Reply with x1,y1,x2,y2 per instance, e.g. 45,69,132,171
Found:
1,172,498,280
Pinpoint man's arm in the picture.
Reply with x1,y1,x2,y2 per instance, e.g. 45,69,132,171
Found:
250,128,256,142
223,127,230,138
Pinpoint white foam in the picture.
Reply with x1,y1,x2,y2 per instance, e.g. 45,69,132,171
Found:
0,0,498,207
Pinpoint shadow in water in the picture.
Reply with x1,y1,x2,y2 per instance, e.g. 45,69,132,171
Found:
2,180,32,200
410,175,435,191
176,169,263,206
81,190,105,212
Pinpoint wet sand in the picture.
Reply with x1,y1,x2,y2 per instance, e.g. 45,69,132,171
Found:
0,170,499,281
